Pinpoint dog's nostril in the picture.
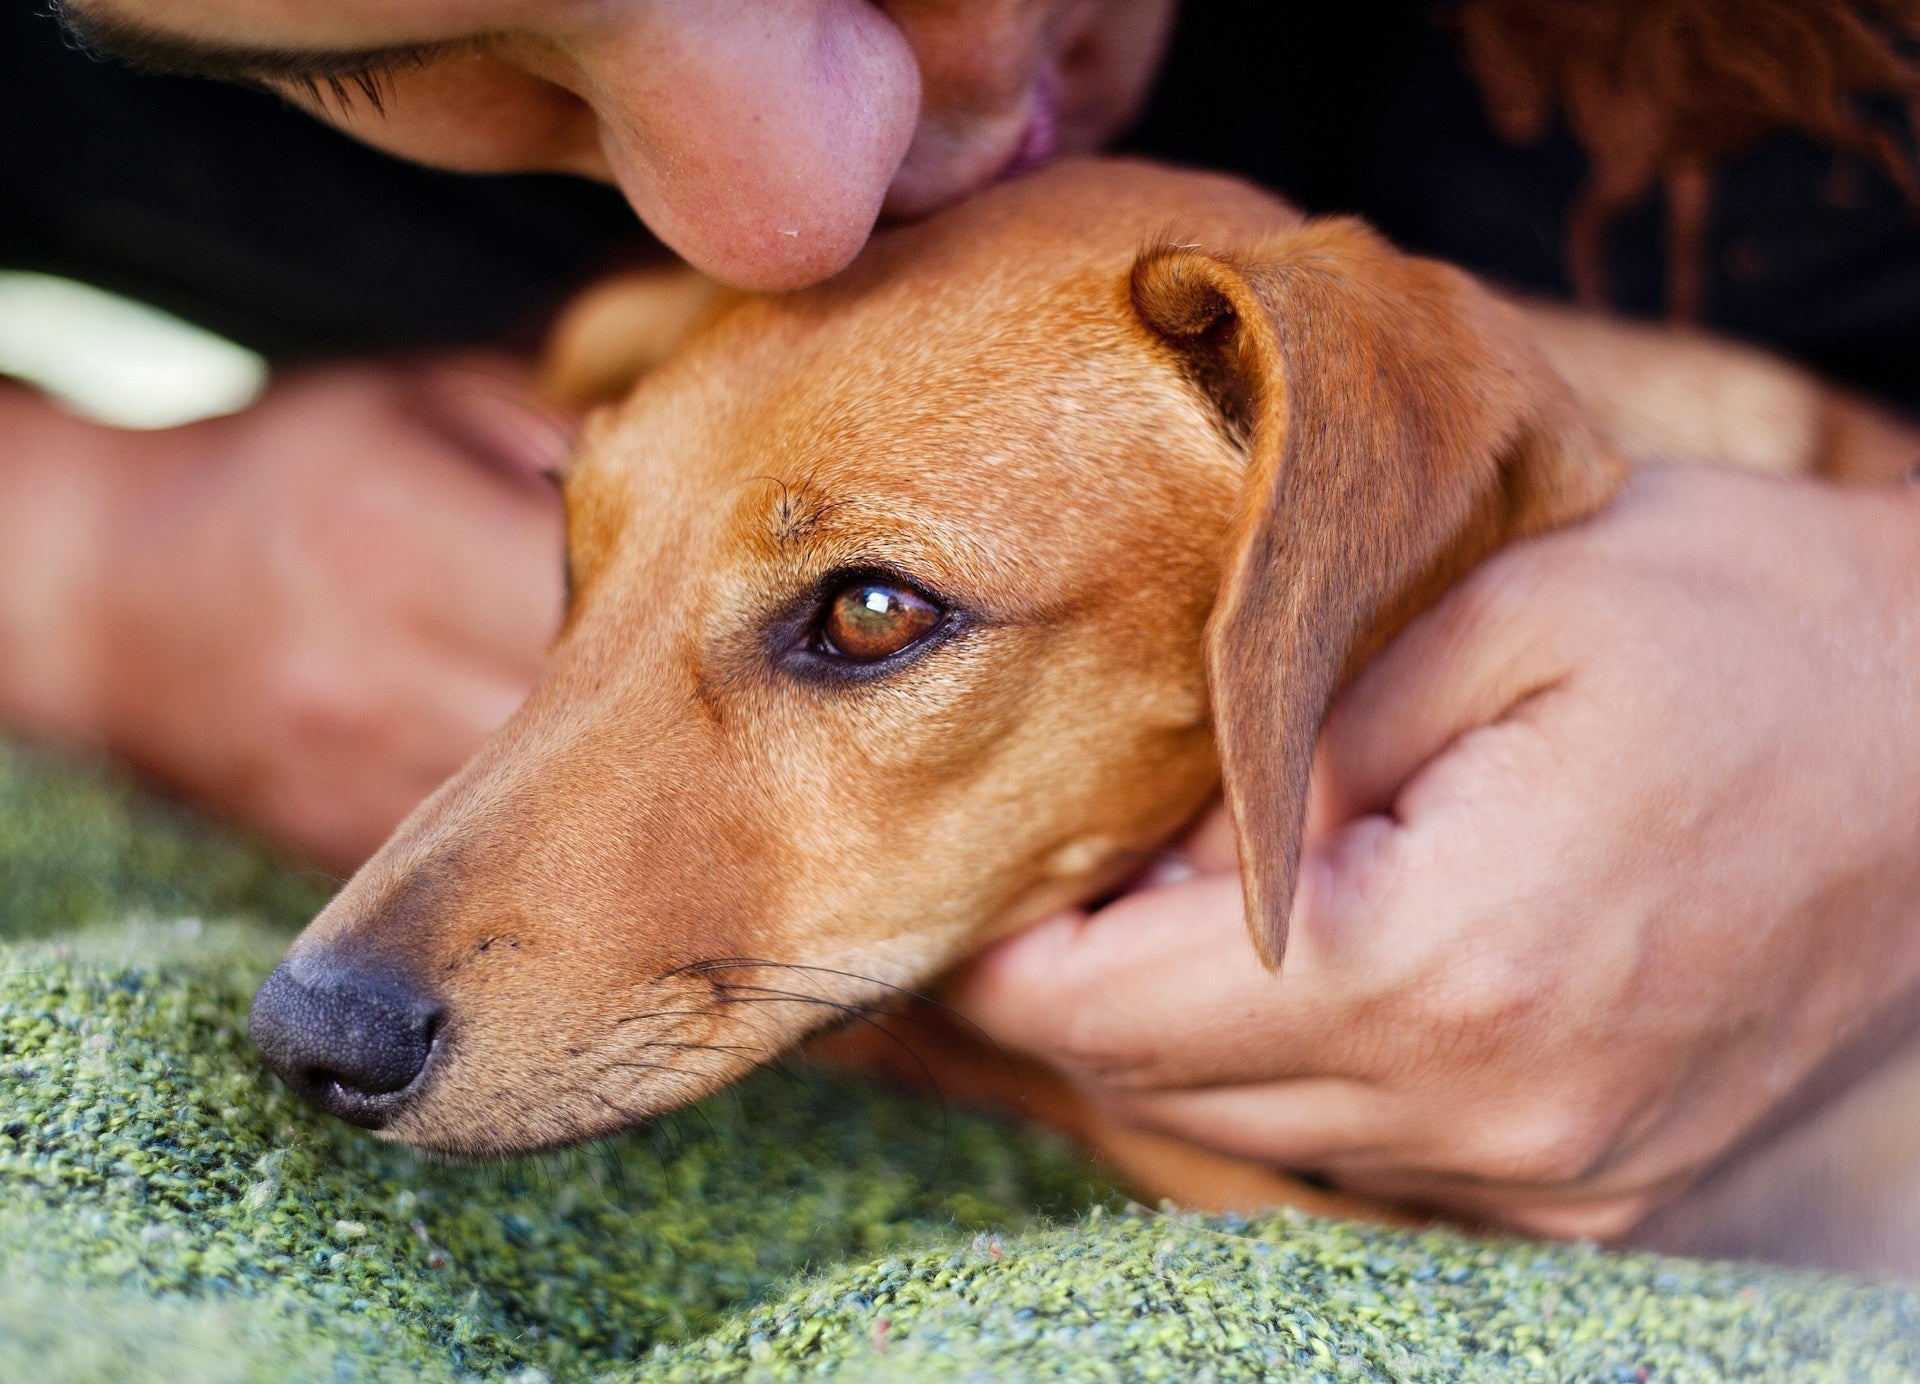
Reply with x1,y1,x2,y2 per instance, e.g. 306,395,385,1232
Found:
249,956,443,1129
295,1010,443,1103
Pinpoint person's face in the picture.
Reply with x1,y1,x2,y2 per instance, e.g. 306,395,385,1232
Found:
62,0,1176,291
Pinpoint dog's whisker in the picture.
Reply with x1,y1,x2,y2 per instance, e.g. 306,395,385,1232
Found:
766,1053,817,1089
716,999,956,1186
681,958,1034,1113
608,1007,725,1030
712,983,880,1023
716,988,953,1140
601,1058,707,1080
601,1135,631,1185
657,1109,699,1163
637,1038,769,1057
677,1095,721,1144
677,958,972,1029
588,1091,677,1174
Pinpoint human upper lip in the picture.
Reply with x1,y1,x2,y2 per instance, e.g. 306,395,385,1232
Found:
998,71,1061,180
881,66,1065,220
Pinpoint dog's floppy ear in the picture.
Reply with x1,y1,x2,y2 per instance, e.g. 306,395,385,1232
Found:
1132,218,1624,969
540,267,734,409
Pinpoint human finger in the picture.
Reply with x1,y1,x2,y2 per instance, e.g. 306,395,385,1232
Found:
942,872,1365,1090
403,457,565,677
1092,1075,1402,1168
1311,539,1579,832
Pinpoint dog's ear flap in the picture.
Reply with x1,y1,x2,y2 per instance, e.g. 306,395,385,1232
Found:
1131,219,1623,969
540,267,734,409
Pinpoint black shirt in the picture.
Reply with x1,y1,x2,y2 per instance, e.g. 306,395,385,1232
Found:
6,2,1918,410
0,2,635,359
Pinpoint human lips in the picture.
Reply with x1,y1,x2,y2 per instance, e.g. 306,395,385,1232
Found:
882,66,1068,219
998,70,1061,180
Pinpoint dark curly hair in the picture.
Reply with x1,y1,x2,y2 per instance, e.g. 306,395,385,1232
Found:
1455,0,1920,318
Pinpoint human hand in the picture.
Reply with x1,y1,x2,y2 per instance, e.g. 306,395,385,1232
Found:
0,357,566,873
940,466,1920,1239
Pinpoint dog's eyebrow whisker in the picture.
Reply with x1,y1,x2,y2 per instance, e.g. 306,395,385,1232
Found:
730,473,792,499
727,473,827,546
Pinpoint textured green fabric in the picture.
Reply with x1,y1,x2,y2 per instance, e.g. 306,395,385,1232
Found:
0,743,332,938
2,740,1917,1381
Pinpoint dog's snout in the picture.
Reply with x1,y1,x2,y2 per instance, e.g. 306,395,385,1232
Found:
249,955,443,1128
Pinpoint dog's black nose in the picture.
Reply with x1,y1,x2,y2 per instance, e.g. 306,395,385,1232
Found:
249,954,442,1128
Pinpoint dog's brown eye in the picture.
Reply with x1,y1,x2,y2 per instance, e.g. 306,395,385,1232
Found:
821,582,942,662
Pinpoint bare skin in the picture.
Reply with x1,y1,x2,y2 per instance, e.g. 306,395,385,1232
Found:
8,0,1920,1245
0,360,565,871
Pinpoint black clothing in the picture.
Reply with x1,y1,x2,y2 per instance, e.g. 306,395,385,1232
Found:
0,3,635,359
6,2,1918,409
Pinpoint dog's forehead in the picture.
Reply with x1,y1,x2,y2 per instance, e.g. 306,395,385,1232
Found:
730,318,1234,610
573,159,1286,574
593,283,1205,543
758,272,1222,494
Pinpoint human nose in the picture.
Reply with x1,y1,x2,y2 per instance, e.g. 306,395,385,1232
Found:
574,0,924,290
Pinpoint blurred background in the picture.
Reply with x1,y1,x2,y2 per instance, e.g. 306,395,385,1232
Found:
0,269,265,428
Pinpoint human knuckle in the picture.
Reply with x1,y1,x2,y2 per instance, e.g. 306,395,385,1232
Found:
1045,1012,1152,1087
1465,1106,1616,1185
1417,945,1549,1039
264,655,385,757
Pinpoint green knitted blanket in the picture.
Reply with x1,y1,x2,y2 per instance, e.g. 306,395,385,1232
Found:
2,742,1915,1381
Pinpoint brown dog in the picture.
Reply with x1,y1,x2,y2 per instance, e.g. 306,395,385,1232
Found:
249,160,1920,1255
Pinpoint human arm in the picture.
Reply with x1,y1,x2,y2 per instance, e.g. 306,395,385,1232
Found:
0,357,565,872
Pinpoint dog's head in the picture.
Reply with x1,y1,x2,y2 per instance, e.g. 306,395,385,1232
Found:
249,160,1621,1156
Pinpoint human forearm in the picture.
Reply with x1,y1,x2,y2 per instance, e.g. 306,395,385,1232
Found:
1523,300,1920,484
0,381,116,746
1,357,565,868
